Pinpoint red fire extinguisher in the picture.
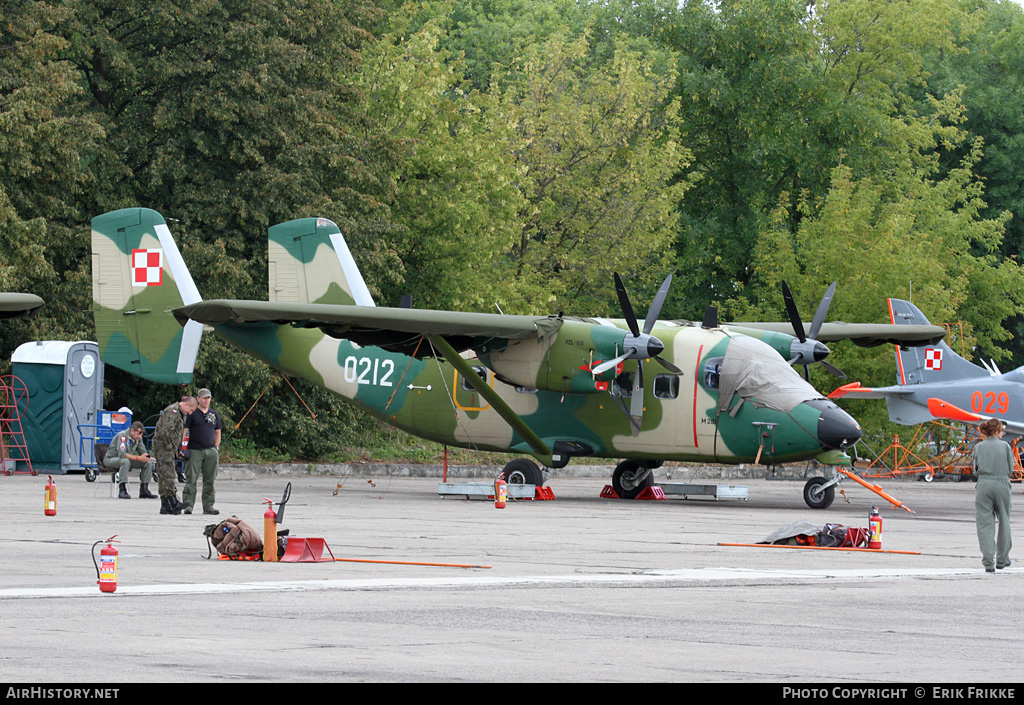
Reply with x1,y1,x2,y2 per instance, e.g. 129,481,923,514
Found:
44,475,57,517
92,535,120,593
869,506,882,550
494,476,507,509
263,498,277,562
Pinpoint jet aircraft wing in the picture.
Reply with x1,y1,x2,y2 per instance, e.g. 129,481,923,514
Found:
175,299,563,357
927,398,1024,439
0,293,44,320
726,321,945,347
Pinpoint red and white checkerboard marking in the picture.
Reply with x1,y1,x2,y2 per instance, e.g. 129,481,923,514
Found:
131,249,163,286
925,348,942,371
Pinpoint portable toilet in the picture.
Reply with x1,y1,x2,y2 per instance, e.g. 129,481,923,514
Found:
10,341,105,474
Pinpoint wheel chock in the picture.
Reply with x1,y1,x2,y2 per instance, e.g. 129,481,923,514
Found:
280,537,336,563
599,486,665,500
534,486,556,500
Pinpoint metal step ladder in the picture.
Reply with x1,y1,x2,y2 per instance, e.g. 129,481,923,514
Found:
0,375,34,475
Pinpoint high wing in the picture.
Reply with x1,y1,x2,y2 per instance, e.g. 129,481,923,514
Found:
0,293,44,320
725,321,946,347
176,299,564,357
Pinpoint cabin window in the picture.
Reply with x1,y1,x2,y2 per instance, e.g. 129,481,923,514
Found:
654,374,679,399
460,366,488,391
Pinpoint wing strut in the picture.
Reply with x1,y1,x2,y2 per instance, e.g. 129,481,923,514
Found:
426,334,552,459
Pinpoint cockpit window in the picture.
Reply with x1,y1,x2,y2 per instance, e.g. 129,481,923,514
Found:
703,357,724,389
716,336,821,414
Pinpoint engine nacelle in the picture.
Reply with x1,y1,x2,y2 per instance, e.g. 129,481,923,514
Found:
476,319,630,394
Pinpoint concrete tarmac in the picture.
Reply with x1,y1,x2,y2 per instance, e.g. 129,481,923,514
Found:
2,469,1022,683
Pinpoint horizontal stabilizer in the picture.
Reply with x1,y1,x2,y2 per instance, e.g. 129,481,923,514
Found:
827,382,901,400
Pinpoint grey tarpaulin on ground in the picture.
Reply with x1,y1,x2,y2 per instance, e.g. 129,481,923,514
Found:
759,520,823,544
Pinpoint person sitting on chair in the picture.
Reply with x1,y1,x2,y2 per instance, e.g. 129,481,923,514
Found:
104,421,155,499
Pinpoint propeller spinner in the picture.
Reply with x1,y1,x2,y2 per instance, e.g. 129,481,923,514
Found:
781,280,846,381
592,273,682,433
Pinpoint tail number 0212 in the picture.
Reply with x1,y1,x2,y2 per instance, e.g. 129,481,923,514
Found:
343,356,395,387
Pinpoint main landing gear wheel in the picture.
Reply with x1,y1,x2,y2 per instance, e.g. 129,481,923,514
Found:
612,459,654,500
502,458,543,485
803,476,835,509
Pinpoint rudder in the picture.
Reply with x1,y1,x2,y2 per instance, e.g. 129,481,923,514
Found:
268,217,375,306
91,208,202,384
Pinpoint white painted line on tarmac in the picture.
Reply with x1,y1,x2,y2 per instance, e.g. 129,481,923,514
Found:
0,565,1010,599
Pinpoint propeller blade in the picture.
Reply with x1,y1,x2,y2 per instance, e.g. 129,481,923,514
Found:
642,274,673,335
655,355,683,375
808,281,837,341
821,360,846,379
780,281,806,342
630,362,645,424
613,273,641,337
591,349,634,376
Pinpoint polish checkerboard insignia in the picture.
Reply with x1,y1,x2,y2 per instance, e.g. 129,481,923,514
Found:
925,348,942,371
131,249,163,286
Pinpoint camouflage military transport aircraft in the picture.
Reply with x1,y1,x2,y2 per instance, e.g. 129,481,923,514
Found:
91,208,945,508
0,293,43,320
830,298,1024,438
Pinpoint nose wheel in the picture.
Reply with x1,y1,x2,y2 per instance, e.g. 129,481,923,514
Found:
612,460,655,500
803,476,836,509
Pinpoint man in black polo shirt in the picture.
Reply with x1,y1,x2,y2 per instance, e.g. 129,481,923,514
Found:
183,388,222,515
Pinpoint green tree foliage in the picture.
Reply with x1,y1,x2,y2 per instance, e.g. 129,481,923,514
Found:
360,9,690,316
354,19,525,311
0,1,104,359
924,0,1024,366
57,0,401,457
487,33,691,314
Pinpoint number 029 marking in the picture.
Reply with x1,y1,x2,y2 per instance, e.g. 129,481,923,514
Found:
343,356,395,387
971,391,1009,414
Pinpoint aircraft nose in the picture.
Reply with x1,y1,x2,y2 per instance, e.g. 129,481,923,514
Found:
813,400,862,450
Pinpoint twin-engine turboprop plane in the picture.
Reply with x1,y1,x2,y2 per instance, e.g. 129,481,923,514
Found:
90,208,944,507
830,298,1024,439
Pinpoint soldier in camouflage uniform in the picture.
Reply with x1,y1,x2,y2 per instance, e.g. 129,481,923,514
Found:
104,421,155,499
153,396,197,515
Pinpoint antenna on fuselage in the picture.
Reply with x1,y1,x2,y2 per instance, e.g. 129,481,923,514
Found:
701,305,718,329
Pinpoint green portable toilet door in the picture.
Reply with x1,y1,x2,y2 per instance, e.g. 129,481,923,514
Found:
63,344,103,472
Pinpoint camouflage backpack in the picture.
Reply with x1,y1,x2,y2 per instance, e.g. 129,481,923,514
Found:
203,516,263,559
